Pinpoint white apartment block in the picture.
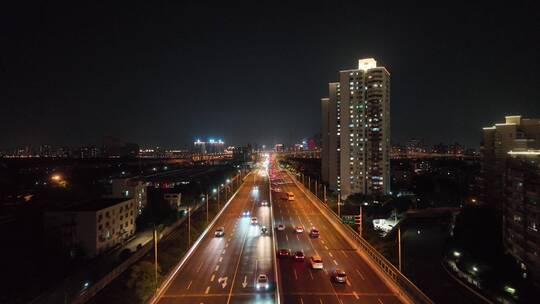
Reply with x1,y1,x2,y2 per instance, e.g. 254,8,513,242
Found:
45,198,137,257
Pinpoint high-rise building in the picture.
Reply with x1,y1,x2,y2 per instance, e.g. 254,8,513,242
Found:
321,58,391,199
480,116,540,210
504,150,540,288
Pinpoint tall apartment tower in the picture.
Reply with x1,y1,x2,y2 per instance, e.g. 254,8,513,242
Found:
321,58,391,199
480,115,540,210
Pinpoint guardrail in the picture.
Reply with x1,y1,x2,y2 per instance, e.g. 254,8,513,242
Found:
288,171,433,304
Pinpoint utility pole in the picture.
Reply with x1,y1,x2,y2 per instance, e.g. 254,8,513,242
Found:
153,225,158,291
217,187,220,210
206,192,209,225
398,227,402,272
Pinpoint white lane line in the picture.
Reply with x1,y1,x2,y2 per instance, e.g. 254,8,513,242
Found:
353,291,359,299
225,243,229,248
228,237,231,242
378,298,384,304
286,234,289,242
219,257,223,263
346,279,351,286
324,245,329,250
296,235,300,240
210,274,215,282
309,270,314,280
222,249,226,254
342,250,349,258
319,298,323,304
324,269,328,274
300,298,304,304
328,252,333,257
186,280,193,290
197,262,204,272
205,286,210,294
333,259,338,265
215,265,220,271
355,269,365,280
321,239,325,244
294,269,298,280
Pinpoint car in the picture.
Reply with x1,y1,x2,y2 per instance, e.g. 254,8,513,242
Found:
293,251,305,261
273,188,282,192
310,255,323,269
277,224,285,231
332,270,347,283
242,210,251,217
277,248,291,258
260,200,269,206
295,226,304,233
256,274,269,290
253,186,259,191
251,217,258,225
260,226,268,235
309,227,320,238
214,227,225,237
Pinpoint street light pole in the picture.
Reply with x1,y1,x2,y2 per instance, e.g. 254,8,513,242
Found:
315,179,318,197
337,193,341,217
323,185,327,203
398,227,402,272
153,225,158,291
206,193,209,225
188,205,191,247
308,176,311,192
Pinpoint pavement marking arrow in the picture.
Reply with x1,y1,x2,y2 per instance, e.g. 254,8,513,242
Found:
218,276,228,289
242,275,248,288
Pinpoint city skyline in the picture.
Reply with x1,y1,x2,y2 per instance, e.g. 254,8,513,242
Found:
2,4,540,149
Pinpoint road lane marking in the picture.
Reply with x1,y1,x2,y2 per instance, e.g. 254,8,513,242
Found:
300,298,304,304
324,245,329,250
210,274,215,282
319,298,323,304
215,265,220,271
355,269,365,280
219,257,223,263
309,270,314,280
296,235,300,240
378,299,384,304
328,252,333,257
321,239,325,244
342,251,349,258
346,279,351,286
186,280,193,290
294,269,298,280
353,291,359,299
225,243,229,248
333,259,338,265
197,262,204,272
286,234,289,242
205,286,210,294
222,249,226,254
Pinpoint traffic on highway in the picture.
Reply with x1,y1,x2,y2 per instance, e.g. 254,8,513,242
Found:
151,154,405,304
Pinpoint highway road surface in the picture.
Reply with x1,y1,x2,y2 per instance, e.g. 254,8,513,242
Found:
271,170,405,304
156,169,277,304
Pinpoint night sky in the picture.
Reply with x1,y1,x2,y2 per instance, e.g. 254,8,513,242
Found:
2,3,539,149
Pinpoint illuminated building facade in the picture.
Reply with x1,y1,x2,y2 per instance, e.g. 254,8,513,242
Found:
321,58,391,198
504,150,540,287
193,139,225,154
480,116,540,210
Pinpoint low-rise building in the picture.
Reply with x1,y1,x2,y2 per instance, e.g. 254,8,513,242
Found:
44,198,137,257
111,178,147,215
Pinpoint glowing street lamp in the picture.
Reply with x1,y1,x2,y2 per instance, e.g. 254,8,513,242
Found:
51,174,62,181
453,251,461,258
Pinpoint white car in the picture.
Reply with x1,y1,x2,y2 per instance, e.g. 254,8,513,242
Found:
256,274,269,290
242,210,250,217
260,200,269,206
310,255,323,269
295,226,304,233
277,224,285,231
214,227,225,237
251,217,258,225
